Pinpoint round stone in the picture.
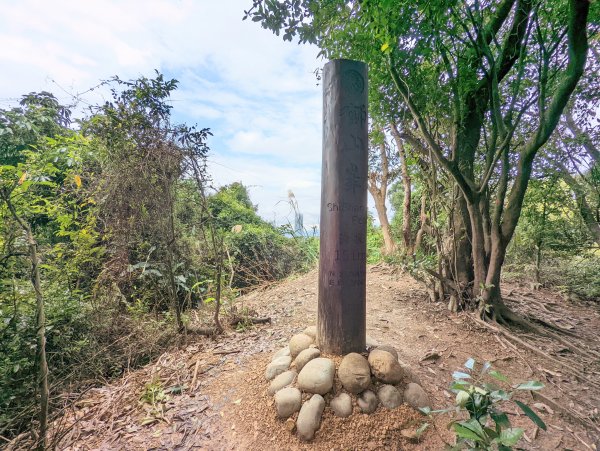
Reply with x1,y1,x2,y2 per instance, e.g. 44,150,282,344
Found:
296,394,325,441
378,384,402,409
265,355,292,381
268,370,297,395
357,389,378,414
272,346,290,361
297,357,335,395
375,345,398,360
289,333,314,359
294,347,321,372
368,349,403,384
303,325,317,339
274,387,302,418
337,352,371,394
330,392,353,418
404,382,430,410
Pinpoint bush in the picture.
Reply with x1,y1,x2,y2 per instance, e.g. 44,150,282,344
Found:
227,223,312,288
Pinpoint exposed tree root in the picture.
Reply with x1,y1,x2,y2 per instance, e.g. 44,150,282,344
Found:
504,296,581,338
532,391,600,435
228,316,271,327
493,305,599,361
471,316,600,391
186,326,219,336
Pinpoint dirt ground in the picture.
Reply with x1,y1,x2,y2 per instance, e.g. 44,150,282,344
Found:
17,265,600,450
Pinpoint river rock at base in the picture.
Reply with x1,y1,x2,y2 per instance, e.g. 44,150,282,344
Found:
297,358,335,395
293,347,321,372
265,355,292,381
268,370,297,395
330,392,353,418
289,333,314,358
378,384,402,409
375,345,398,360
272,346,291,361
404,383,430,410
368,349,403,384
296,394,326,441
337,353,371,394
357,389,378,414
303,325,317,339
274,387,302,419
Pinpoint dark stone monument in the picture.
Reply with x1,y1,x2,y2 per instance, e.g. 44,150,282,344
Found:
317,59,368,354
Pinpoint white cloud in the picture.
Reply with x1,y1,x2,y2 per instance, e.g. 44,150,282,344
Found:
0,1,387,228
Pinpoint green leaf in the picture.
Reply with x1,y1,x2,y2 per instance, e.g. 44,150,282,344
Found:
381,42,390,52
464,358,475,370
490,411,511,429
452,423,482,441
515,381,544,391
450,381,471,392
489,370,510,383
481,361,492,375
490,389,511,401
483,426,499,439
498,427,524,446
415,422,429,437
453,371,471,380
456,419,486,440
514,400,547,431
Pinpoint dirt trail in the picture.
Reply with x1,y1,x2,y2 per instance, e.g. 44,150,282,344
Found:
32,266,600,450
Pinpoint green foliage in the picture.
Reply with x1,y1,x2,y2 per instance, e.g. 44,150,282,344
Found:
506,177,600,299
208,182,262,231
422,359,546,450
366,213,384,263
207,183,316,288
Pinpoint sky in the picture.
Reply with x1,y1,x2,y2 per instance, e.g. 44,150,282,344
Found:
0,0,341,228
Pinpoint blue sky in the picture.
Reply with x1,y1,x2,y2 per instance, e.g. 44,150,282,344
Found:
0,1,379,228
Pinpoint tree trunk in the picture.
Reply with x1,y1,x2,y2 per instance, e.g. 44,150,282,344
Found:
214,259,223,332
165,183,183,332
560,168,600,246
29,228,48,451
367,135,396,256
466,195,488,298
371,192,396,255
390,122,412,252
3,198,48,449
413,193,427,254
451,193,475,294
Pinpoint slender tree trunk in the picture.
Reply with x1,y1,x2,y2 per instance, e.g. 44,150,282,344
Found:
390,122,412,252
452,193,475,293
534,243,542,284
165,182,183,332
29,229,49,450
413,193,427,254
371,192,396,255
214,257,223,332
535,197,549,284
560,167,600,246
367,136,396,256
466,195,488,298
3,197,48,449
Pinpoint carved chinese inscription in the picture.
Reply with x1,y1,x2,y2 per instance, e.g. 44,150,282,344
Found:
318,59,368,354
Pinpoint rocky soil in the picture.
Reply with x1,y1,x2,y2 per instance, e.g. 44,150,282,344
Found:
17,265,600,450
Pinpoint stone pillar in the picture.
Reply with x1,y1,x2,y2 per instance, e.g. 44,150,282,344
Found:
317,59,368,354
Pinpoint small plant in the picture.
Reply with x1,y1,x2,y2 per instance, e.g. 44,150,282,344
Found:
139,377,170,425
140,377,167,406
422,359,547,450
